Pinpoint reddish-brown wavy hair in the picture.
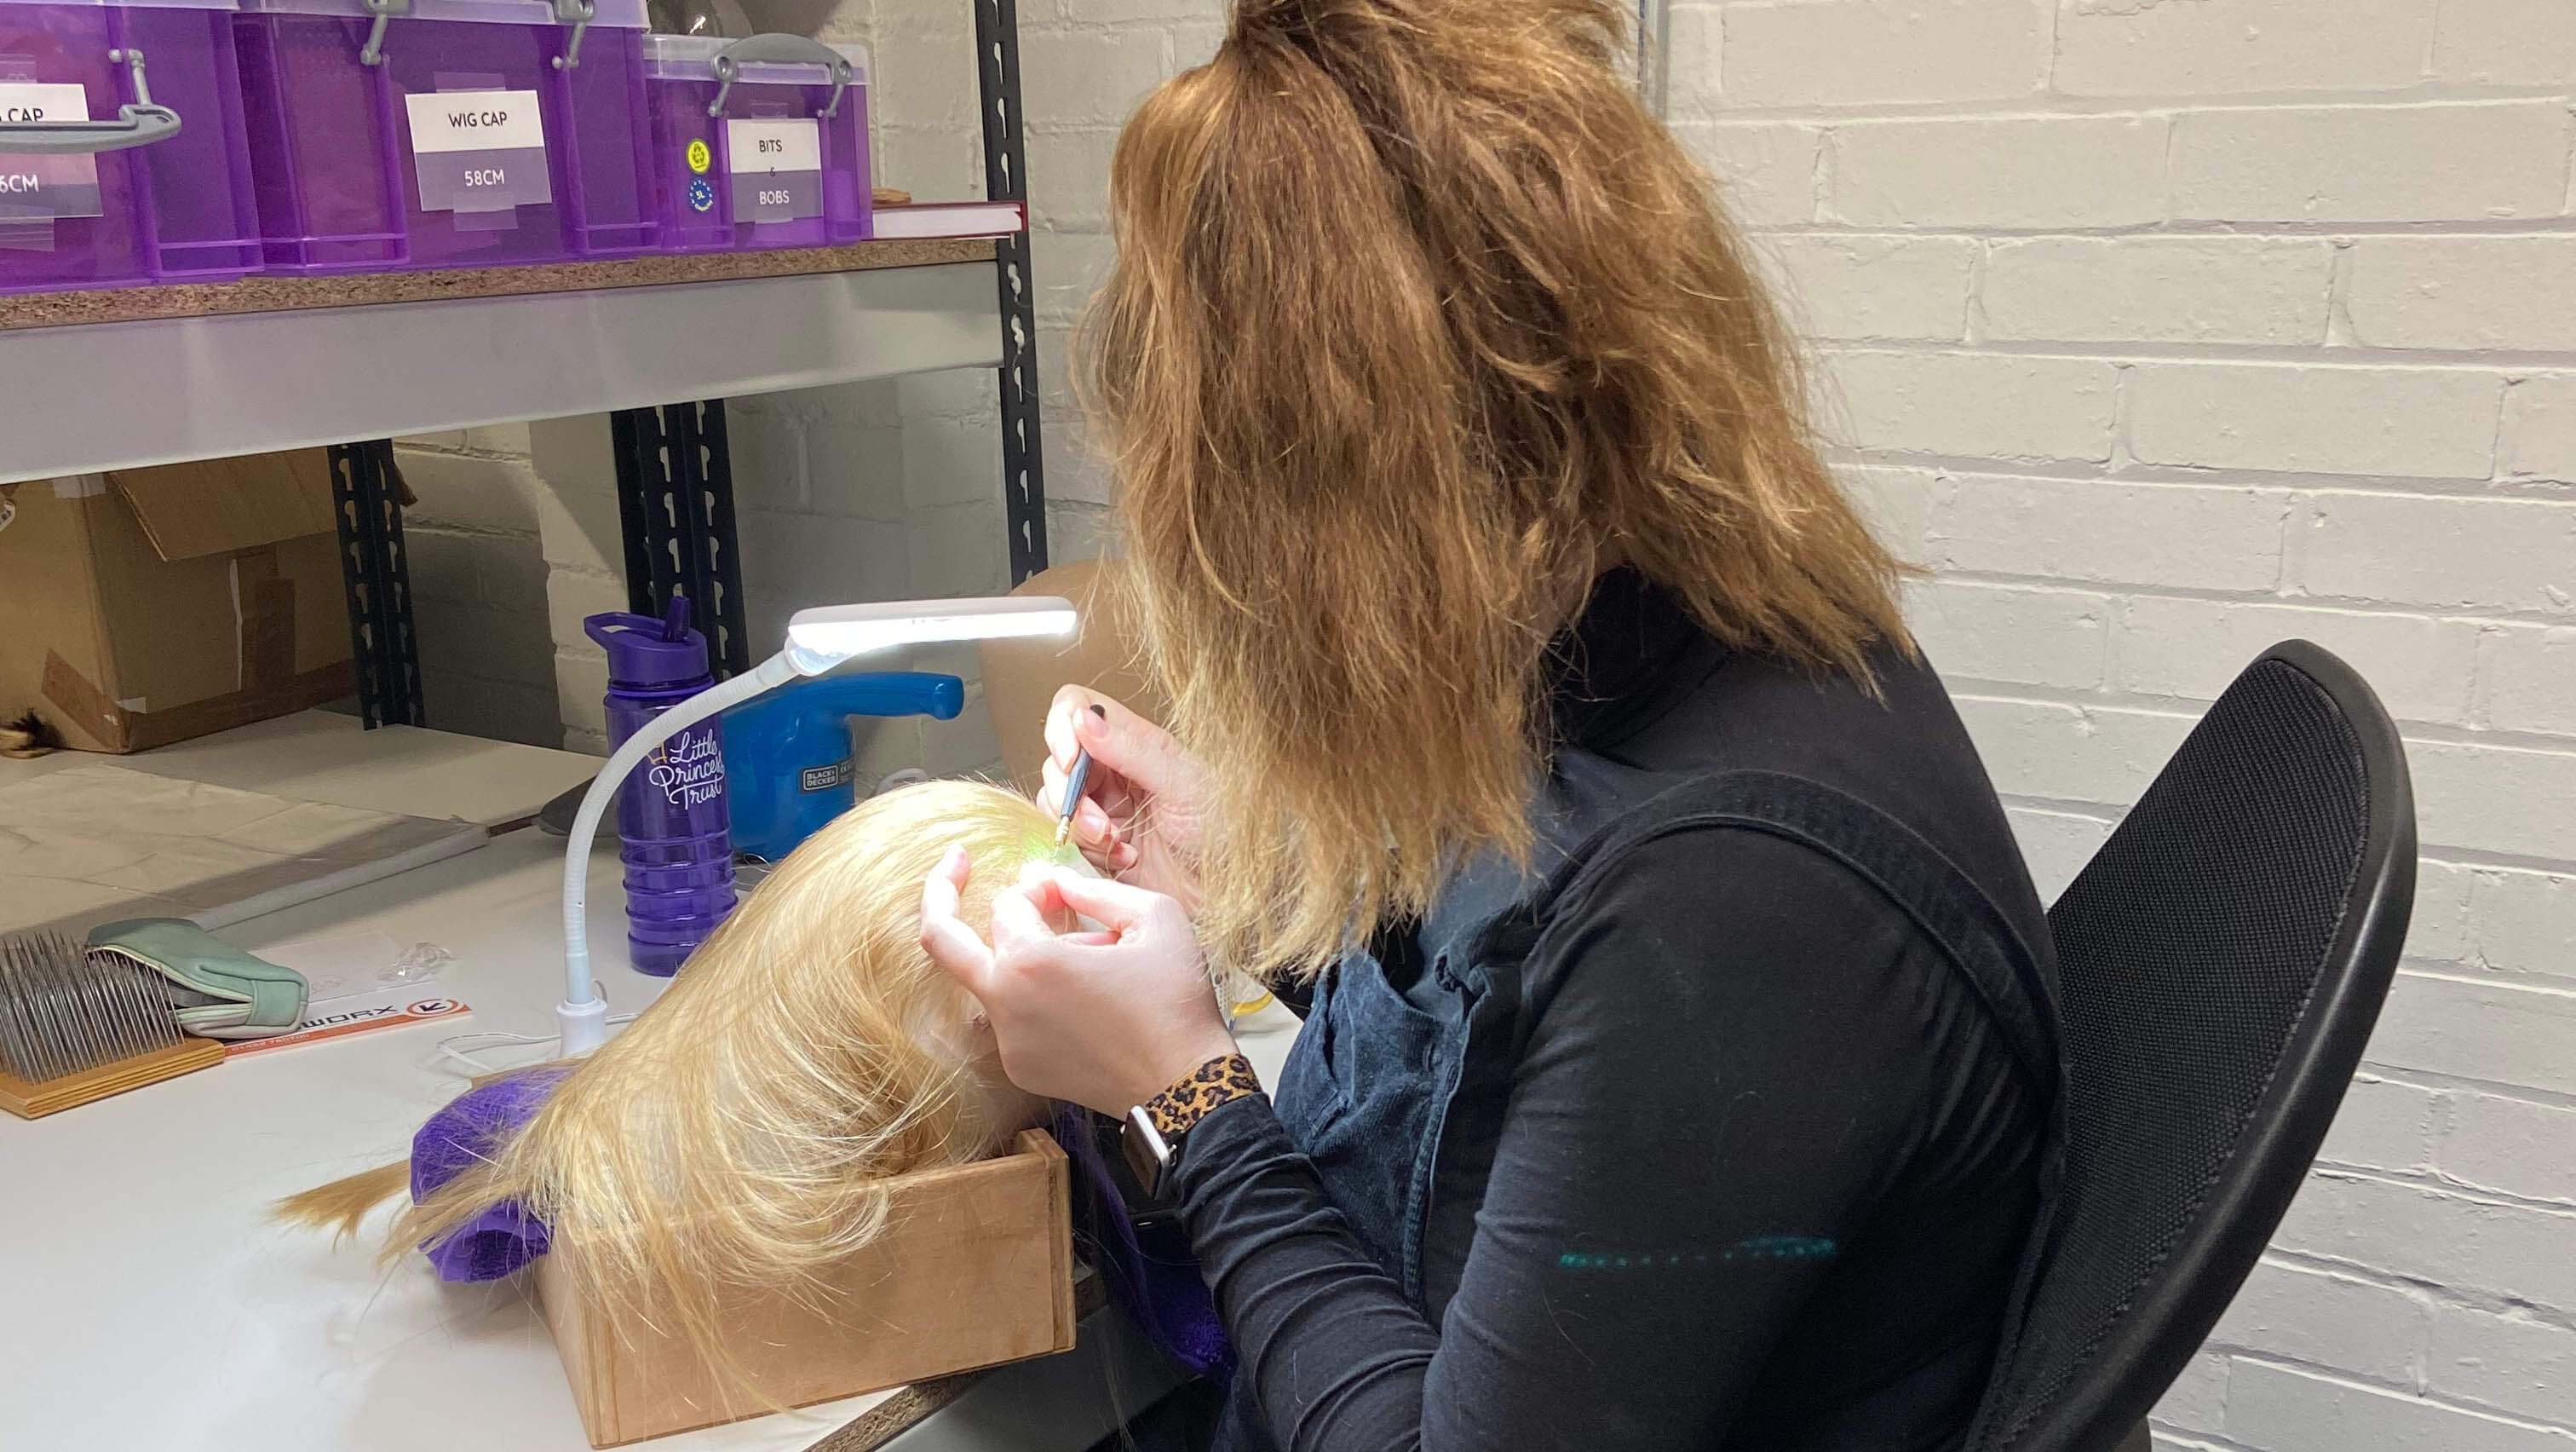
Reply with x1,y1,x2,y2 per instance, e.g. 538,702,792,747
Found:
1078,0,1909,979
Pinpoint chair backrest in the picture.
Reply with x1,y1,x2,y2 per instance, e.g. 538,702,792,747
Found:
1968,641,2416,1452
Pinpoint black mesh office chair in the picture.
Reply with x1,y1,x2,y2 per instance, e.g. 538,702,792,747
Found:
1966,642,2417,1452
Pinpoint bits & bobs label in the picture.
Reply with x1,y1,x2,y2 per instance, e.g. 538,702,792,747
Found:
0,84,103,222
723,118,822,223
403,89,553,212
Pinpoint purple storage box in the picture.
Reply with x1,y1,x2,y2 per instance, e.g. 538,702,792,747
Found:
0,0,262,295
232,0,655,272
640,33,869,254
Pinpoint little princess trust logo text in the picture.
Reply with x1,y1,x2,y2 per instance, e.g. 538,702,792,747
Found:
649,725,727,810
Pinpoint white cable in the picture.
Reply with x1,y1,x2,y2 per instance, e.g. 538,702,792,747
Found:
439,1012,637,1079
556,649,802,1054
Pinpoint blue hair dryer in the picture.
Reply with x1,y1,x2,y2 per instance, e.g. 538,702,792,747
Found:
720,671,964,861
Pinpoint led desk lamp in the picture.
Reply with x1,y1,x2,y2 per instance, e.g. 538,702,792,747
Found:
555,596,1076,1053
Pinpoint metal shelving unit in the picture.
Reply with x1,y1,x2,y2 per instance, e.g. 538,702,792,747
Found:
4,7,1049,723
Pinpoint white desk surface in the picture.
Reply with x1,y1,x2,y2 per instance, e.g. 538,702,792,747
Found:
0,723,1296,1452
0,709,602,827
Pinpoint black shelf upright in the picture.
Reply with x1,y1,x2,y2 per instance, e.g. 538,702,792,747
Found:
610,400,755,680
975,0,1049,586
327,440,426,728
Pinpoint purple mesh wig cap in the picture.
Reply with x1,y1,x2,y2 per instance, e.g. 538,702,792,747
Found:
409,1069,569,1282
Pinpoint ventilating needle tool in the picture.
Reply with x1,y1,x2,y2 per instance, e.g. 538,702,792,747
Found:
1055,746,1095,848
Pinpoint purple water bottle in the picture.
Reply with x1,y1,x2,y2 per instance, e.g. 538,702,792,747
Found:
584,599,737,977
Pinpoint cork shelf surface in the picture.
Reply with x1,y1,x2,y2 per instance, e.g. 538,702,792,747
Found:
0,236,998,334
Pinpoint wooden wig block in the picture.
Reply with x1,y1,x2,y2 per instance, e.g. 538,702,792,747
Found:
535,1129,1077,1447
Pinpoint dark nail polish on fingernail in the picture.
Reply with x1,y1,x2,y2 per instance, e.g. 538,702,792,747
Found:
1090,704,1107,719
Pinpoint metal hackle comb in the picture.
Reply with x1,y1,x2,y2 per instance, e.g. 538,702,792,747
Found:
0,931,226,1120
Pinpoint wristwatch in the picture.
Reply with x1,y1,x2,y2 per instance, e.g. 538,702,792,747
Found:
1122,1052,1264,1201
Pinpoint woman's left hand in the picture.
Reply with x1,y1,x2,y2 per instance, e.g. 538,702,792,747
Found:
920,850,1238,1118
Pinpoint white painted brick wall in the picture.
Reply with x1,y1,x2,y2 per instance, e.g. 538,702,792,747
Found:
2228,1358,2576,1452
2290,493,2576,615
2464,867,2576,981
1929,474,2291,591
2109,597,2477,727
1693,2,2576,1444
2343,238,2576,354
1762,235,1974,342
391,428,566,748
1979,237,2333,346
1828,115,2170,228
2209,1262,2428,1386
2503,377,2576,481
2442,1092,2576,1205
2125,365,2504,479
1677,122,1824,224
2168,102,2573,224
1908,579,2109,690
2317,1075,2442,1175
1826,350,2119,461
2435,0,2576,85
1719,0,2051,108
2051,0,2437,98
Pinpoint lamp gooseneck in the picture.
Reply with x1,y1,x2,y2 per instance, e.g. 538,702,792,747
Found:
556,648,804,1055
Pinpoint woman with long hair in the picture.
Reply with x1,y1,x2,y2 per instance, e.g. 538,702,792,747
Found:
922,1,2061,1446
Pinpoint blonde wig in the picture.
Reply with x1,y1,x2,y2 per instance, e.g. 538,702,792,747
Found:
279,780,1054,1363
1079,0,1912,982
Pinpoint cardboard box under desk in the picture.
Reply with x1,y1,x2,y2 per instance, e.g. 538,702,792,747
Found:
535,1128,1079,1449
0,452,355,753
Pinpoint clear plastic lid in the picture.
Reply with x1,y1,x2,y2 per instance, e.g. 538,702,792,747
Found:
641,32,868,86
0,0,241,12
234,0,648,28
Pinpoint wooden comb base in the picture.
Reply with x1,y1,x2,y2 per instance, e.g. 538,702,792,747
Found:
0,1037,227,1120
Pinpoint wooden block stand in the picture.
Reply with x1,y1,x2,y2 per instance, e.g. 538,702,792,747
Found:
536,1129,1078,1448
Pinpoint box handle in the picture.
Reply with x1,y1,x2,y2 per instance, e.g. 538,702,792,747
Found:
360,0,587,70
0,49,180,153
709,35,856,120
551,0,595,71
357,0,409,66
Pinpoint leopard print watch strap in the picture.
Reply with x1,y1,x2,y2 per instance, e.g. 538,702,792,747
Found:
1141,1052,1264,1138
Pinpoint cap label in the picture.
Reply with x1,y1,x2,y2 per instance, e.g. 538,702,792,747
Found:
405,89,553,211
0,85,102,222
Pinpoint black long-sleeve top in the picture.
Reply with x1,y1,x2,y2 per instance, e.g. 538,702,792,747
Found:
1170,573,2056,1451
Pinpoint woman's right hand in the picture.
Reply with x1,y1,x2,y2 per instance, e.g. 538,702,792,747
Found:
1040,686,1210,914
